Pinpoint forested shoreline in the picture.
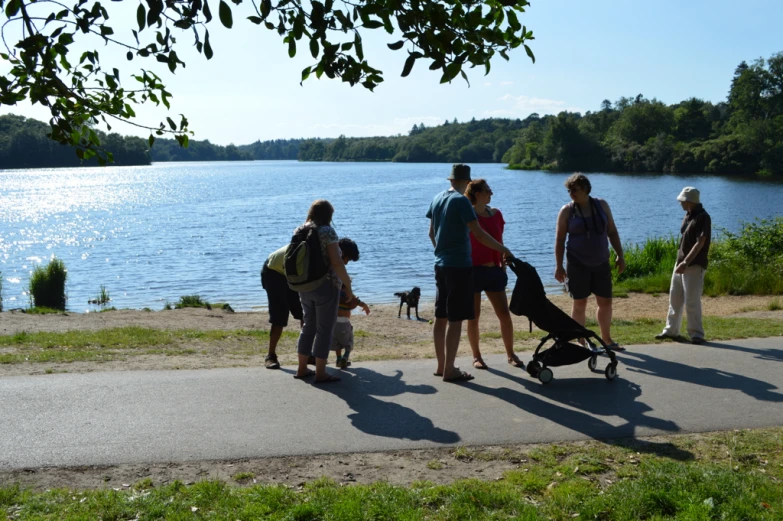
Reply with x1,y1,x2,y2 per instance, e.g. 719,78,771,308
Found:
1,51,780,174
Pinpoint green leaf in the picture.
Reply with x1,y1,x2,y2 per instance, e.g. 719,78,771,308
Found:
203,0,213,22
218,0,233,28
126,51,133,61
137,4,146,31
288,37,296,58
148,135,155,147
204,31,213,59
166,117,176,130
5,0,21,18
507,9,521,31
309,38,319,58
363,20,383,29
301,67,311,83
387,40,404,51
401,54,416,77
248,15,262,24
524,44,535,63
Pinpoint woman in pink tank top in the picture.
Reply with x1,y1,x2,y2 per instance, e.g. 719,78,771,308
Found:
465,179,524,370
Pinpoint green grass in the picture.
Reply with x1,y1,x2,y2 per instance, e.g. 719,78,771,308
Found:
2,428,781,520
29,257,67,310
769,298,782,311
175,294,211,309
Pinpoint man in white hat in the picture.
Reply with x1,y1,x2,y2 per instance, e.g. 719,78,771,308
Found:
656,187,711,344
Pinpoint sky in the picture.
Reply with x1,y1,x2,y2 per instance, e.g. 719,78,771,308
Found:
1,0,782,146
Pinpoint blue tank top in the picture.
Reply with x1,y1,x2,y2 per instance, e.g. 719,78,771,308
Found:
566,197,609,267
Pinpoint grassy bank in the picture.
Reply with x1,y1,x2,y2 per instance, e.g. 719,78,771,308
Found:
613,217,783,296
2,428,781,520
2,316,782,367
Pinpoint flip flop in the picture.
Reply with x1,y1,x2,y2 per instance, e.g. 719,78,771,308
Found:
606,343,626,352
443,371,474,383
433,372,443,377
293,369,315,379
314,374,341,384
473,358,488,370
508,357,525,368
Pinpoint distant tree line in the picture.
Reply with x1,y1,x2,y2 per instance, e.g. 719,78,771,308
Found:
503,51,783,175
0,115,150,168
297,117,523,163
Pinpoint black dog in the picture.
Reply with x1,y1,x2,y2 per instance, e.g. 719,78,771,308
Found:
394,287,421,320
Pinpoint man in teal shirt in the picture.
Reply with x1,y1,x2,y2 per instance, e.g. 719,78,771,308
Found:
426,164,513,382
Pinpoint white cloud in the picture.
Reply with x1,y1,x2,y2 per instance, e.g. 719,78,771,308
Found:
500,81,513,86
493,94,583,116
483,82,493,87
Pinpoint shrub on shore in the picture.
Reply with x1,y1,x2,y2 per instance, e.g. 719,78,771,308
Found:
29,257,67,310
613,217,783,296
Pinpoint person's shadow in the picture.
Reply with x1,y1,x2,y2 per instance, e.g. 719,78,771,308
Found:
312,368,460,443
617,350,783,402
700,340,783,363
471,367,692,461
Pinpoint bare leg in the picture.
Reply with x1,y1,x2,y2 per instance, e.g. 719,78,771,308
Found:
314,357,329,380
485,291,517,362
571,297,588,326
433,317,447,375
443,320,464,379
467,293,482,360
268,325,283,357
296,353,310,377
595,295,614,344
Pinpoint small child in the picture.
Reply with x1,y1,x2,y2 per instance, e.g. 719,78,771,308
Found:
332,238,370,369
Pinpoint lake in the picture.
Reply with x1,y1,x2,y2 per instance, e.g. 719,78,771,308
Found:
1,161,782,312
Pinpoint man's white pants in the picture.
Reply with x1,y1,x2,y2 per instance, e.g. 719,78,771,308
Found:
661,265,706,339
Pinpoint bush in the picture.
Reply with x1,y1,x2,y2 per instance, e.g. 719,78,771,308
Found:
175,295,211,309
29,257,67,310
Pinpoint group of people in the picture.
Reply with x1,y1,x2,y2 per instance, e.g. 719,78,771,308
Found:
261,163,712,384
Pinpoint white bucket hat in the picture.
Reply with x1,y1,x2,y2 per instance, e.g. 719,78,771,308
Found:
677,187,700,204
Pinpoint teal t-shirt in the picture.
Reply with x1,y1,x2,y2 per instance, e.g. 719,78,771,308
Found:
426,189,477,267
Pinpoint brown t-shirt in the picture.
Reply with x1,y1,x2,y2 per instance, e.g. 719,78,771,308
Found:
677,205,711,269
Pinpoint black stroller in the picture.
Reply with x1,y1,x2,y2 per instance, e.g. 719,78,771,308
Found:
507,258,618,384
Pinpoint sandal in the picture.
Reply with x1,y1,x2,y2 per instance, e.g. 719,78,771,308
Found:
606,342,626,352
433,372,443,377
472,357,488,370
443,371,474,383
264,354,280,370
508,355,525,369
293,369,315,379
314,374,341,384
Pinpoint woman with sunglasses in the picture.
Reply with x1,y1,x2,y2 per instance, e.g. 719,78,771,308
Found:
464,178,524,370
554,173,626,350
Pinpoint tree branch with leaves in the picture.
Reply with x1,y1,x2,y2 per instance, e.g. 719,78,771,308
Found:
0,0,534,163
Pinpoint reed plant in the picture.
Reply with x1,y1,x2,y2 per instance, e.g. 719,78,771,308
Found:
175,294,211,309
28,257,68,310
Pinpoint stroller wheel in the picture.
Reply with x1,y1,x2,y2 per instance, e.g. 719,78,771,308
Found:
587,355,598,372
604,363,618,381
538,367,554,384
527,361,541,378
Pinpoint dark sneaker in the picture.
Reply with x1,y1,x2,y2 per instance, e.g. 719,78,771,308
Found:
264,354,280,370
691,337,706,345
336,357,348,369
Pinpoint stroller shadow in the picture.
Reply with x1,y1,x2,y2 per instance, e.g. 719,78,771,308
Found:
312,367,460,443
617,350,783,402
701,340,783,363
473,368,692,461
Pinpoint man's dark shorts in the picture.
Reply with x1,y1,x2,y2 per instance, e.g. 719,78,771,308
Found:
261,262,303,327
565,254,612,300
473,266,508,293
434,266,475,322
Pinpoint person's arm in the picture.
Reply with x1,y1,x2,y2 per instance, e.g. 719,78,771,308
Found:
675,236,707,274
327,242,353,300
357,298,371,315
467,220,511,258
428,219,436,248
601,200,625,275
554,205,569,282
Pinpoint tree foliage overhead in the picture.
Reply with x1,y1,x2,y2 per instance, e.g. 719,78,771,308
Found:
0,0,535,163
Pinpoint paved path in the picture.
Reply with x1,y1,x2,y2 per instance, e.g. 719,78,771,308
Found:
2,338,783,470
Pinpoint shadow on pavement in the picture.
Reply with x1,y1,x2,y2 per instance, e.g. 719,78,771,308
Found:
617,350,783,402
702,340,783,363
312,367,460,444
473,367,692,461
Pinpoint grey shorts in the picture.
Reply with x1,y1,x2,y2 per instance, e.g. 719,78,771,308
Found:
331,320,353,354
566,254,612,300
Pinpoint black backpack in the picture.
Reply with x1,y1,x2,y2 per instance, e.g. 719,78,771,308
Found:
284,225,330,292
508,258,547,331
